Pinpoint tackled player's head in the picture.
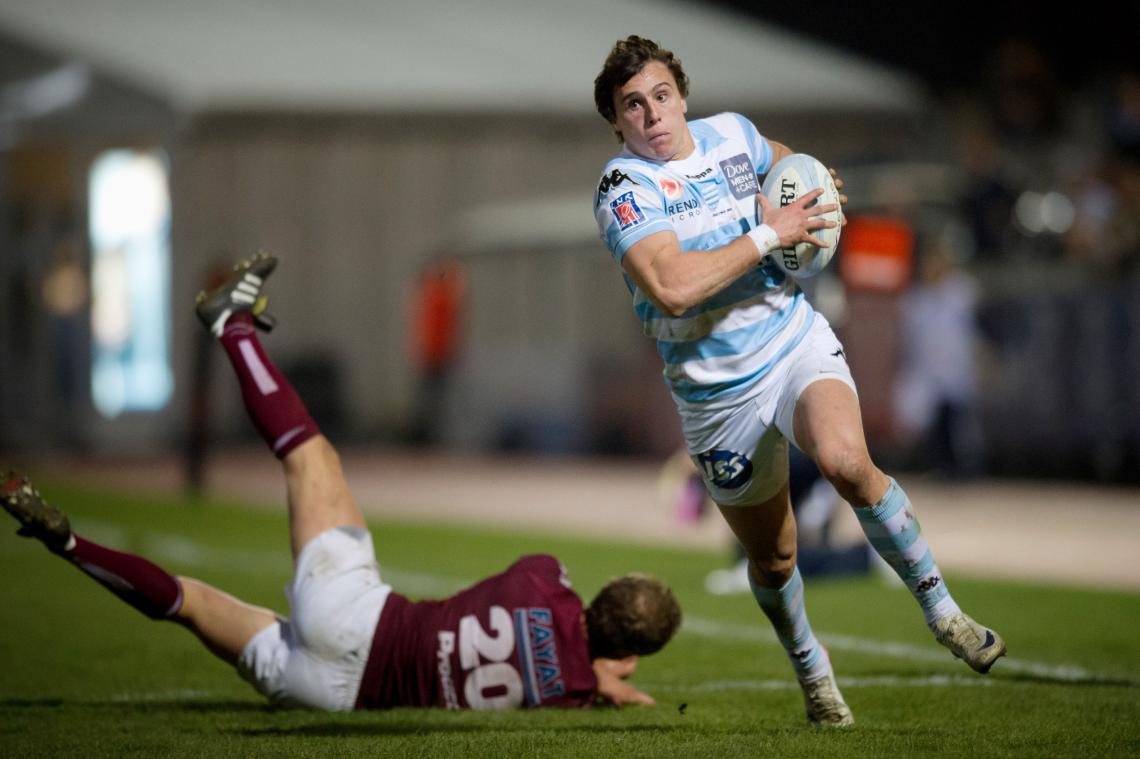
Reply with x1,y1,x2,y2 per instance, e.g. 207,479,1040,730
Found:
584,573,681,660
594,35,690,136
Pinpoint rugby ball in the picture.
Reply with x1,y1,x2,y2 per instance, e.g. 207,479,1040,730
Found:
759,153,842,278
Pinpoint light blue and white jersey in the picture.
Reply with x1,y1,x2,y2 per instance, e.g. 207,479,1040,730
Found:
594,112,816,408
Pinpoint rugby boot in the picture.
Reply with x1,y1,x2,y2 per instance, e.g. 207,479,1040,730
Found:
2,472,73,553
800,669,854,727
933,612,1007,674
195,252,278,337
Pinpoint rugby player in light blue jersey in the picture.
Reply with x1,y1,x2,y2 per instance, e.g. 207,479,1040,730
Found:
593,36,1006,727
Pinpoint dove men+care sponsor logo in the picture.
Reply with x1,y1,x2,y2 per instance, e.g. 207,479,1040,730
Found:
718,154,759,199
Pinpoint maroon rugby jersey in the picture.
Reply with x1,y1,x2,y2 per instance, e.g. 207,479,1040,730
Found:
354,554,598,709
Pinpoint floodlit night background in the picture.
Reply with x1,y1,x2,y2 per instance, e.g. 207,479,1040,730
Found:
0,1,1137,586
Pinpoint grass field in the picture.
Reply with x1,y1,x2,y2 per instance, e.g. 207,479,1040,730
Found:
1,480,1137,758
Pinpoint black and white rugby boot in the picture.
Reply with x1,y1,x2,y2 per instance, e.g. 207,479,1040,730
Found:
195,253,278,337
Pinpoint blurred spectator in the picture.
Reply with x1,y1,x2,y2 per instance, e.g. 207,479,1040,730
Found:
1065,71,1140,277
954,38,1101,263
955,111,1019,261
42,230,87,419
984,38,1059,144
406,255,467,446
1066,159,1140,276
894,224,985,477
1107,71,1140,163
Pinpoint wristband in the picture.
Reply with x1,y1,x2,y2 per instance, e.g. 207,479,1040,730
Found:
746,224,779,259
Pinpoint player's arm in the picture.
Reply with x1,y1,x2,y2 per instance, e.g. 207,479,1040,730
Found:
769,139,794,166
593,656,654,706
621,189,836,317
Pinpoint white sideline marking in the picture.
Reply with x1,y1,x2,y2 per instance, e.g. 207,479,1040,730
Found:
648,674,995,693
75,522,1126,686
109,689,223,702
683,616,1115,684
80,520,288,574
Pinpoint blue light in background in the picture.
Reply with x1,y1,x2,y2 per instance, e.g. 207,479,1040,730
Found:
88,148,172,418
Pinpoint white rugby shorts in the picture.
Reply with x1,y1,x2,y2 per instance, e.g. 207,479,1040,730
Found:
679,314,856,506
237,526,391,710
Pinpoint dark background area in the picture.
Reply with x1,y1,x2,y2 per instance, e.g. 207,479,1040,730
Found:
716,1,1140,91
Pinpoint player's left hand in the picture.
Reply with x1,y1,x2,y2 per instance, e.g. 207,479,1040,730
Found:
828,167,848,226
593,656,655,706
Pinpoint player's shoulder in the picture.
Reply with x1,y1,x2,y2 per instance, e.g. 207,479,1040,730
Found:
510,553,560,573
510,554,574,588
694,112,761,142
595,154,659,207
597,151,660,183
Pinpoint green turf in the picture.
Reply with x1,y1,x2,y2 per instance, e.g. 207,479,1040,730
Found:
1,480,1138,758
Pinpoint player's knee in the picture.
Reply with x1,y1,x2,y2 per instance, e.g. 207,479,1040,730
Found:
172,576,201,622
814,439,873,493
750,551,795,587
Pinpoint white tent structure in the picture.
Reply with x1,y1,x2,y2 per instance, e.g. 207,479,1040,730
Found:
0,0,923,115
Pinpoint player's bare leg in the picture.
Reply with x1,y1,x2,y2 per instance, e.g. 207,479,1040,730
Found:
174,577,277,664
2,472,276,667
716,483,796,588
717,485,853,727
196,254,366,559
281,435,367,561
794,378,1006,673
792,379,889,507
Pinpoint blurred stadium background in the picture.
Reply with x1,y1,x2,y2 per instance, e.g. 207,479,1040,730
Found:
0,0,1138,586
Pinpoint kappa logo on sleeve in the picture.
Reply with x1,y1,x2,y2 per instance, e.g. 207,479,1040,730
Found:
595,169,638,205
718,153,760,199
610,192,646,231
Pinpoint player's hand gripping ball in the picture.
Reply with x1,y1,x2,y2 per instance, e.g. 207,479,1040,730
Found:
760,154,842,278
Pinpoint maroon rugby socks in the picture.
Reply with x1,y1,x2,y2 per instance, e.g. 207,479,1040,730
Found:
67,535,183,620
218,312,320,458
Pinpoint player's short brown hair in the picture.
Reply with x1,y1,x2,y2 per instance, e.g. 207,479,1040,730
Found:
585,573,681,660
594,35,690,136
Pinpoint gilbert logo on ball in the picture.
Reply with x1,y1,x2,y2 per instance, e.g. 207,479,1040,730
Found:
759,153,842,278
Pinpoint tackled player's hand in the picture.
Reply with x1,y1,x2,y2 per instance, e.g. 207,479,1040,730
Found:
592,656,654,706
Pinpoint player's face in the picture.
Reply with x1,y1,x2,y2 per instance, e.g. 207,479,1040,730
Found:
611,61,694,162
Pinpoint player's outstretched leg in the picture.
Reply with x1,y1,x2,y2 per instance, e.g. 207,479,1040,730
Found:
795,379,1006,674
3,471,183,619
195,253,319,461
854,479,1007,673
2,471,279,666
198,253,367,559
